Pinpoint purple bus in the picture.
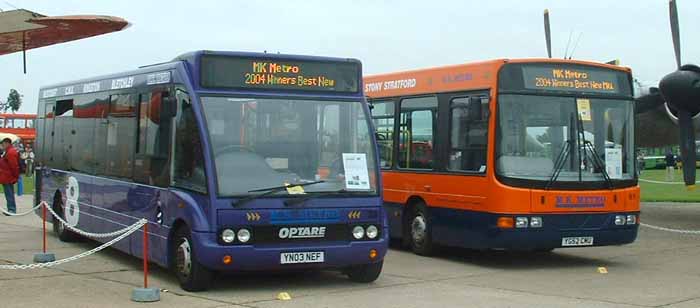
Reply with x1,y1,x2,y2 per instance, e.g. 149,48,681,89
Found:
34,51,387,291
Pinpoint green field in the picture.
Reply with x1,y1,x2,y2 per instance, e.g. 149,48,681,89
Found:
640,169,700,202
2,170,696,202
0,175,35,196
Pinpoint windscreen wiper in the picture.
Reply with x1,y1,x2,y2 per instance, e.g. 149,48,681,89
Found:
583,141,614,189
545,138,572,190
283,189,371,207
231,180,325,208
576,115,614,189
545,112,577,190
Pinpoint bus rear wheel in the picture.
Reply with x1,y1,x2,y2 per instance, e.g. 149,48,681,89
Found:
172,226,214,292
409,203,434,256
346,260,383,283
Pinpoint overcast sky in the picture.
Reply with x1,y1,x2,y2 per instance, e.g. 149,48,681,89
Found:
0,0,698,113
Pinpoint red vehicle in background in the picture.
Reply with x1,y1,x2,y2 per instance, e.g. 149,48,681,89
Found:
0,113,36,148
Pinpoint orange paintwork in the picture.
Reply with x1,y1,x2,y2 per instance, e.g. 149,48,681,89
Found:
366,58,640,215
0,113,36,146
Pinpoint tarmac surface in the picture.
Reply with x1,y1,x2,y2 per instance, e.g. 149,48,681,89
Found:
1,195,700,308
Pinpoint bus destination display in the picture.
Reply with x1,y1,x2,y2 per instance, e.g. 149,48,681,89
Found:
200,55,359,93
522,66,621,94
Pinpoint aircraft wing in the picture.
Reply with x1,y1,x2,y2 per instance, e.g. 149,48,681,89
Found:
0,9,129,56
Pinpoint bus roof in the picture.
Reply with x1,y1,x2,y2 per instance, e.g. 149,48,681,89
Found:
39,50,363,99
364,58,631,98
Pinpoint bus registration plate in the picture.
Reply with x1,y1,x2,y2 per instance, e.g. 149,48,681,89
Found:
561,237,594,247
280,251,325,264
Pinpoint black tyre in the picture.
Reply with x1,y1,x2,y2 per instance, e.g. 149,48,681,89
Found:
52,198,77,242
172,225,214,292
409,202,434,256
347,260,383,283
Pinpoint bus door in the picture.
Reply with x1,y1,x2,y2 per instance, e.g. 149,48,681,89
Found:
91,93,138,252
130,88,176,265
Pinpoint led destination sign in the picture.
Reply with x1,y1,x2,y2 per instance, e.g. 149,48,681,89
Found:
522,66,621,94
200,55,360,93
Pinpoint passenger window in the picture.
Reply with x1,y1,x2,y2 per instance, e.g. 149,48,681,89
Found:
399,96,438,169
370,100,395,168
13,119,25,129
448,96,489,172
54,99,75,170
72,94,102,174
173,89,207,192
134,90,172,187
106,94,137,178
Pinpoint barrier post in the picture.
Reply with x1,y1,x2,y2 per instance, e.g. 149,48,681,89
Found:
131,222,160,302
33,202,56,263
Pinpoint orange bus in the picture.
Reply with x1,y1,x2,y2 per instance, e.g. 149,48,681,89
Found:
365,59,639,254
0,113,36,148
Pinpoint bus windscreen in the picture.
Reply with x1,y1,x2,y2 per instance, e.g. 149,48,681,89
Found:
200,55,360,93
499,63,632,96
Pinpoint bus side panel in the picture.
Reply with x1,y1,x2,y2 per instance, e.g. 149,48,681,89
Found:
128,185,170,267
91,176,133,253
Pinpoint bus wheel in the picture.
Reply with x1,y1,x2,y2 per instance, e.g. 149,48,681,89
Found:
409,203,434,256
347,260,383,283
52,198,77,242
172,226,214,292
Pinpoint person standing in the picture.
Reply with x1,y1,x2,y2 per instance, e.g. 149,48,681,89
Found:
665,151,676,182
637,151,645,176
0,138,19,214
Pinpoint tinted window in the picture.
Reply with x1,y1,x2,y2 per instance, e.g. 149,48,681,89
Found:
173,89,206,192
71,94,101,174
399,96,437,169
106,94,137,178
448,96,489,172
53,99,74,170
134,90,172,187
92,94,110,175
370,100,395,168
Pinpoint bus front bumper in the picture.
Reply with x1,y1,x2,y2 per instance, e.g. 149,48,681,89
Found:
190,232,388,272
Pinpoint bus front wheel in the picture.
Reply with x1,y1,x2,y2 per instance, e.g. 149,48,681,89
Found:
172,226,214,292
409,203,434,256
346,260,383,283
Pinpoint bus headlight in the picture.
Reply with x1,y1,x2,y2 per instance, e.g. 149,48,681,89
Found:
237,228,251,243
366,225,379,239
221,229,235,243
352,226,365,239
515,217,529,228
626,215,637,225
614,215,626,225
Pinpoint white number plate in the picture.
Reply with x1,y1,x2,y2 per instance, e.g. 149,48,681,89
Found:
561,236,594,247
280,251,325,264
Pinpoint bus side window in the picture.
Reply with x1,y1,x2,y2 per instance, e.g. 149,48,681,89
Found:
72,94,99,174
54,99,74,170
448,96,489,173
134,90,172,187
172,89,206,192
0,117,5,128
370,100,395,168
398,96,438,169
106,94,137,179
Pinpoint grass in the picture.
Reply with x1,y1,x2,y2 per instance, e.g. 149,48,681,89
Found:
0,175,35,195
639,168,700,202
